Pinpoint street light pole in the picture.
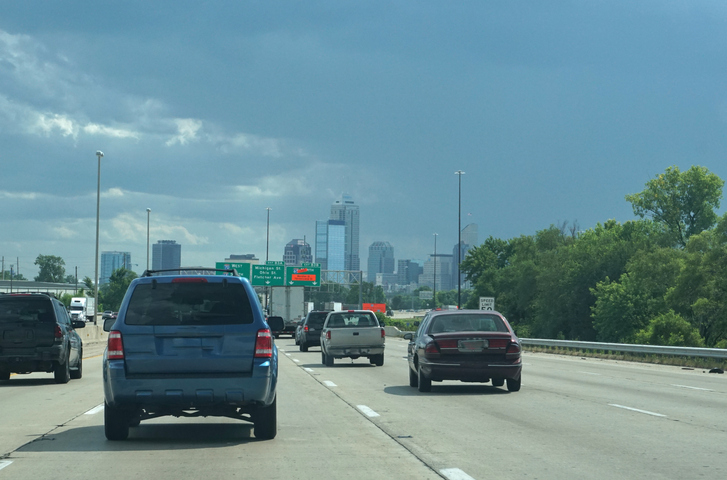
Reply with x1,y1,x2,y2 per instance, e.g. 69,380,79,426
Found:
455,170,465,309
265,207,271,314
94,150,104,325
146,208,151,271
433,233,438,309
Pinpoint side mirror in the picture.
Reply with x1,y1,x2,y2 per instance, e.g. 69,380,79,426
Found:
72,320,86,329
102,317,116,332
267,316,284,332
403,332,413,340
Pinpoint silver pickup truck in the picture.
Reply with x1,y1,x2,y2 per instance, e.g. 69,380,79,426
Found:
320,310,385,366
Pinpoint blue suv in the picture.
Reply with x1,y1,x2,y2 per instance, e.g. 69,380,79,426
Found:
102,268,283,441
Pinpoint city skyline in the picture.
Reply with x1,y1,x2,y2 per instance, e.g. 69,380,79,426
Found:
3,3,726,281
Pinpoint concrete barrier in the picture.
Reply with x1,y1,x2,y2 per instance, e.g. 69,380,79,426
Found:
79,323,108,345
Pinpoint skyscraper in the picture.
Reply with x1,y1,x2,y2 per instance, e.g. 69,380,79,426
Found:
329,194,360,271
367,241,395,282
315,220,328,270
100,251,131,284
283,239,312,266
326,220,346,271
152,240,181,270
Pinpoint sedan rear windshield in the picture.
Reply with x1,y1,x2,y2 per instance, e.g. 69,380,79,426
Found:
0,297,55,323
428,314,508,334
326,312,379,328
125,282,254,326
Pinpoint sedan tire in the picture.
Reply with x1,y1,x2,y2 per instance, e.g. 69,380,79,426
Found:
417,363,431,392
507,376,521,392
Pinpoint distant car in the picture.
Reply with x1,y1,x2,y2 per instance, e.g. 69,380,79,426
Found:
294,318,305,345
404,309,522,392
298,311,330,352
102,267,283,441
0,292,85,383
102,310,113,320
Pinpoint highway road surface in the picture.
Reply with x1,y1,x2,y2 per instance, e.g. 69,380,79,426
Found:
0,337,725,480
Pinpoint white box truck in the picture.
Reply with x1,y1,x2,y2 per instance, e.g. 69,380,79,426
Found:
270,287,305,337
69,297,95,322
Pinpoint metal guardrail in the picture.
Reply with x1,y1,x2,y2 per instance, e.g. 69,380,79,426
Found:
521,338,727,360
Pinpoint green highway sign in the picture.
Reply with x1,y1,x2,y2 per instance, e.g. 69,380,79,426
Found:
266,261,285,266
286,265,321,287
252,264,285,286
215,262,251,279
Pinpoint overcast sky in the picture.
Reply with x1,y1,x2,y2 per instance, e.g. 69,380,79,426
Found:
2,1,726,280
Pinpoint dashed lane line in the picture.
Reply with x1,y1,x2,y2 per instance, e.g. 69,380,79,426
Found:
609,404,666,417
84,404,104,415
323,381,337,387
356,405,380,417
671,384,713,391
440,468,476,480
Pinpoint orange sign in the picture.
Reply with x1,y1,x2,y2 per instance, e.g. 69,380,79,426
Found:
291,274,316,281
363,303,387,313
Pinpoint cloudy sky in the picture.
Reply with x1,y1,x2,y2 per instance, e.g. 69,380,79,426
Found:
2,1,726,280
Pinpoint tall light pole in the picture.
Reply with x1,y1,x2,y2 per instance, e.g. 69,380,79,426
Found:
433,233,438,309
265,207,271,314
455,170,465,309
94,150,104,325
146,208,151,271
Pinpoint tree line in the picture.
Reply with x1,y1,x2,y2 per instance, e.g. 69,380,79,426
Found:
460,165,727,348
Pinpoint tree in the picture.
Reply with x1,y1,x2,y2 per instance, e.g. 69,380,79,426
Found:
625,165,724,247
100,268,138,311
34,255,66,282
83,276,97,297
633,311,704,347
2,270,26,280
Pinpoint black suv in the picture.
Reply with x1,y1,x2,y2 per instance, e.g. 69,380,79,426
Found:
298,311,330,352
0,293,85,383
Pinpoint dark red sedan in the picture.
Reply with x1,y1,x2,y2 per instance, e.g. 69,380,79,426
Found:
404,310,522,392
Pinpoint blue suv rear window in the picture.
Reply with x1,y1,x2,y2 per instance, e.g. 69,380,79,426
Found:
124,282,254,325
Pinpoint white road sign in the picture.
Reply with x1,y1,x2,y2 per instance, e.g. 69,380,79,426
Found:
479,296,495,311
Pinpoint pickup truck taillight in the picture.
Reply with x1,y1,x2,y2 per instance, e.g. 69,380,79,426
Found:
254,329,273,358
107,331,124,360
326,330,331,340
381,328,385,338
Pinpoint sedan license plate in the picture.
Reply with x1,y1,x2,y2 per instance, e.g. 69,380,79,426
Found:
458,339,487,352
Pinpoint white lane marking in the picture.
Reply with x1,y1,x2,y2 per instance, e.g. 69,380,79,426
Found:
84,404,104,415
357,405,380,417
293,359,300,363
440,468,476,480
0,461,12,471
323,381,337,387
609,404,666,417
672,384,713,391
284,353,291,356
304,368,314,372
579,371,601,375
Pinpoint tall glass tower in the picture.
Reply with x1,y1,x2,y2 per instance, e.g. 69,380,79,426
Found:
100,251,131,284
329,194,360,271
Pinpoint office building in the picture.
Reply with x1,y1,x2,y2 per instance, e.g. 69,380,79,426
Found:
329,194,360,271
397,259,422,286
283,239,312,266
326,220,346,272
100,251,131,285
367,241,395,282
152,240,181,270
419,254,454,292
315,221,328,270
